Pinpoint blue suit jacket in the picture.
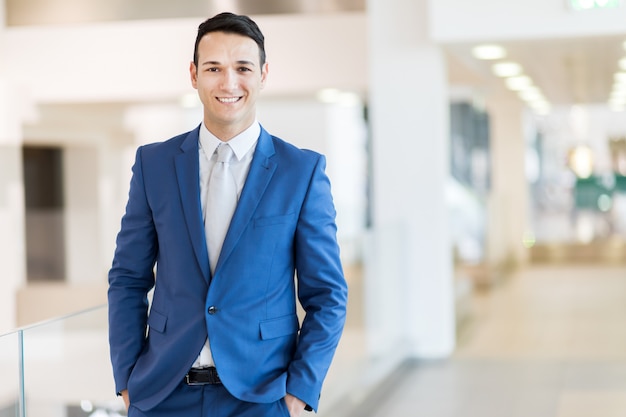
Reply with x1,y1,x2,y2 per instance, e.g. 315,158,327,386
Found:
108,125,347,412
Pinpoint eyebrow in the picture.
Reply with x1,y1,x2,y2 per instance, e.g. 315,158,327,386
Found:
200,60,257,67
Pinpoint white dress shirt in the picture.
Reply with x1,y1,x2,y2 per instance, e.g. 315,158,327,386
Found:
192,121,259,369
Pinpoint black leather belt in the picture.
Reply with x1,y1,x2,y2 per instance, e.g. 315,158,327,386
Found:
185,367,222,385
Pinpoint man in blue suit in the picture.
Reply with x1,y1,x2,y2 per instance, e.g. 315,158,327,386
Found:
108,12,348,417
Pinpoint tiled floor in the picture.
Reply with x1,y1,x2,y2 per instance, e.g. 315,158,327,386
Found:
357,264,626,417
3,263,626,416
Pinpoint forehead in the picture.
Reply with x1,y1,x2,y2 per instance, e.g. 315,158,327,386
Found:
197,31,260,62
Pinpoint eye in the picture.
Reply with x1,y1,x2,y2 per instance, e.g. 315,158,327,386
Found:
205,67,219,72
238,67,253,72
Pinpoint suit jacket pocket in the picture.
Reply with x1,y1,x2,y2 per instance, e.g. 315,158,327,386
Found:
259,314,299,340
254,213,295,228
147,309,167,333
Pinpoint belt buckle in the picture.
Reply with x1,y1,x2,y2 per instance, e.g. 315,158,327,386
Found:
185,367,221,385
185,373,203,386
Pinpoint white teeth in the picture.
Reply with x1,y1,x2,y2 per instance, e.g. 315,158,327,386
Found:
218,97,239,103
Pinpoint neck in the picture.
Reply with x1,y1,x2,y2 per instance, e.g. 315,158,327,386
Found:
204,119,255,142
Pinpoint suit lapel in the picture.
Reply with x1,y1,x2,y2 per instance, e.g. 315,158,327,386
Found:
174,127,210,282
216,128,276,272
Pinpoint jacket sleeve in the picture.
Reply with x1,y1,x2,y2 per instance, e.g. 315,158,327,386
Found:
108,146,158,395
286,154,348,412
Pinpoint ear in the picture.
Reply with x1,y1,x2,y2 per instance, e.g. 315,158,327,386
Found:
260,62,269,89
189,61,198,89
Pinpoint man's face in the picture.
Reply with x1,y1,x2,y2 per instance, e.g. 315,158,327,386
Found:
190,31,268,140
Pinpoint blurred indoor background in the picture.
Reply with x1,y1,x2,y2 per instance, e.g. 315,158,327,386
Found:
2,0,626,416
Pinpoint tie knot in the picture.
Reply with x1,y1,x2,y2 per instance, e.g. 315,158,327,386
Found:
216,144,234,163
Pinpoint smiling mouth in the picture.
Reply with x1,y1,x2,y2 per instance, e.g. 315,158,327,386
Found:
217,97,241,103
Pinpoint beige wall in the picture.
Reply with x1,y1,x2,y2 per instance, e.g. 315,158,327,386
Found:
3,13,368,103
16,283,108,326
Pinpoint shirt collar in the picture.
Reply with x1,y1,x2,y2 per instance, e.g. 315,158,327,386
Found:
199,121,260,162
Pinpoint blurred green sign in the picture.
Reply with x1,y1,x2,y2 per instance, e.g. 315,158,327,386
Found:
574,176,613,211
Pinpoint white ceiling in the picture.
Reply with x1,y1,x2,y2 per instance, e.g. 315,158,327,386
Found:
444,34,626,108
5,0,626,111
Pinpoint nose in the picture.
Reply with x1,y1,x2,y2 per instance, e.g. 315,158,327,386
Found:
220,69,238,90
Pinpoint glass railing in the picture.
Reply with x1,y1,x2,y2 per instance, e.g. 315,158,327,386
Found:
0,329,21,417
0,304,125,417
0,222,411,417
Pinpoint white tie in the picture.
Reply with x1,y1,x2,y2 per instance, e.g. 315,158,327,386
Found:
205,143,237,274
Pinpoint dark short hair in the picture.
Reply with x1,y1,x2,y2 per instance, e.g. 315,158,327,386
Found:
193,12,266,68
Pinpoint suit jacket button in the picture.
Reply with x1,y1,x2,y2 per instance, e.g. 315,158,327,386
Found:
208,306,217,315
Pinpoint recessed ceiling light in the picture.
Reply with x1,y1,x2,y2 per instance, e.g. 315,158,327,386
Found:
472,44,507,60
519,89,544,102
574,0,596,9
612,86,626,96
619,58,626,71
613,81,626,93
492,61,523,77
529,99,550,109
521,85,541,94
505,76,533,91
316,88,341,103
529,100,551,115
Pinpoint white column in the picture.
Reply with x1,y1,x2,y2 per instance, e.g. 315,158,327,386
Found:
0,85,27,333
258,97,368,264
366,0,455,358
0,0,27,333
99,136,135,271
486,98,530,270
